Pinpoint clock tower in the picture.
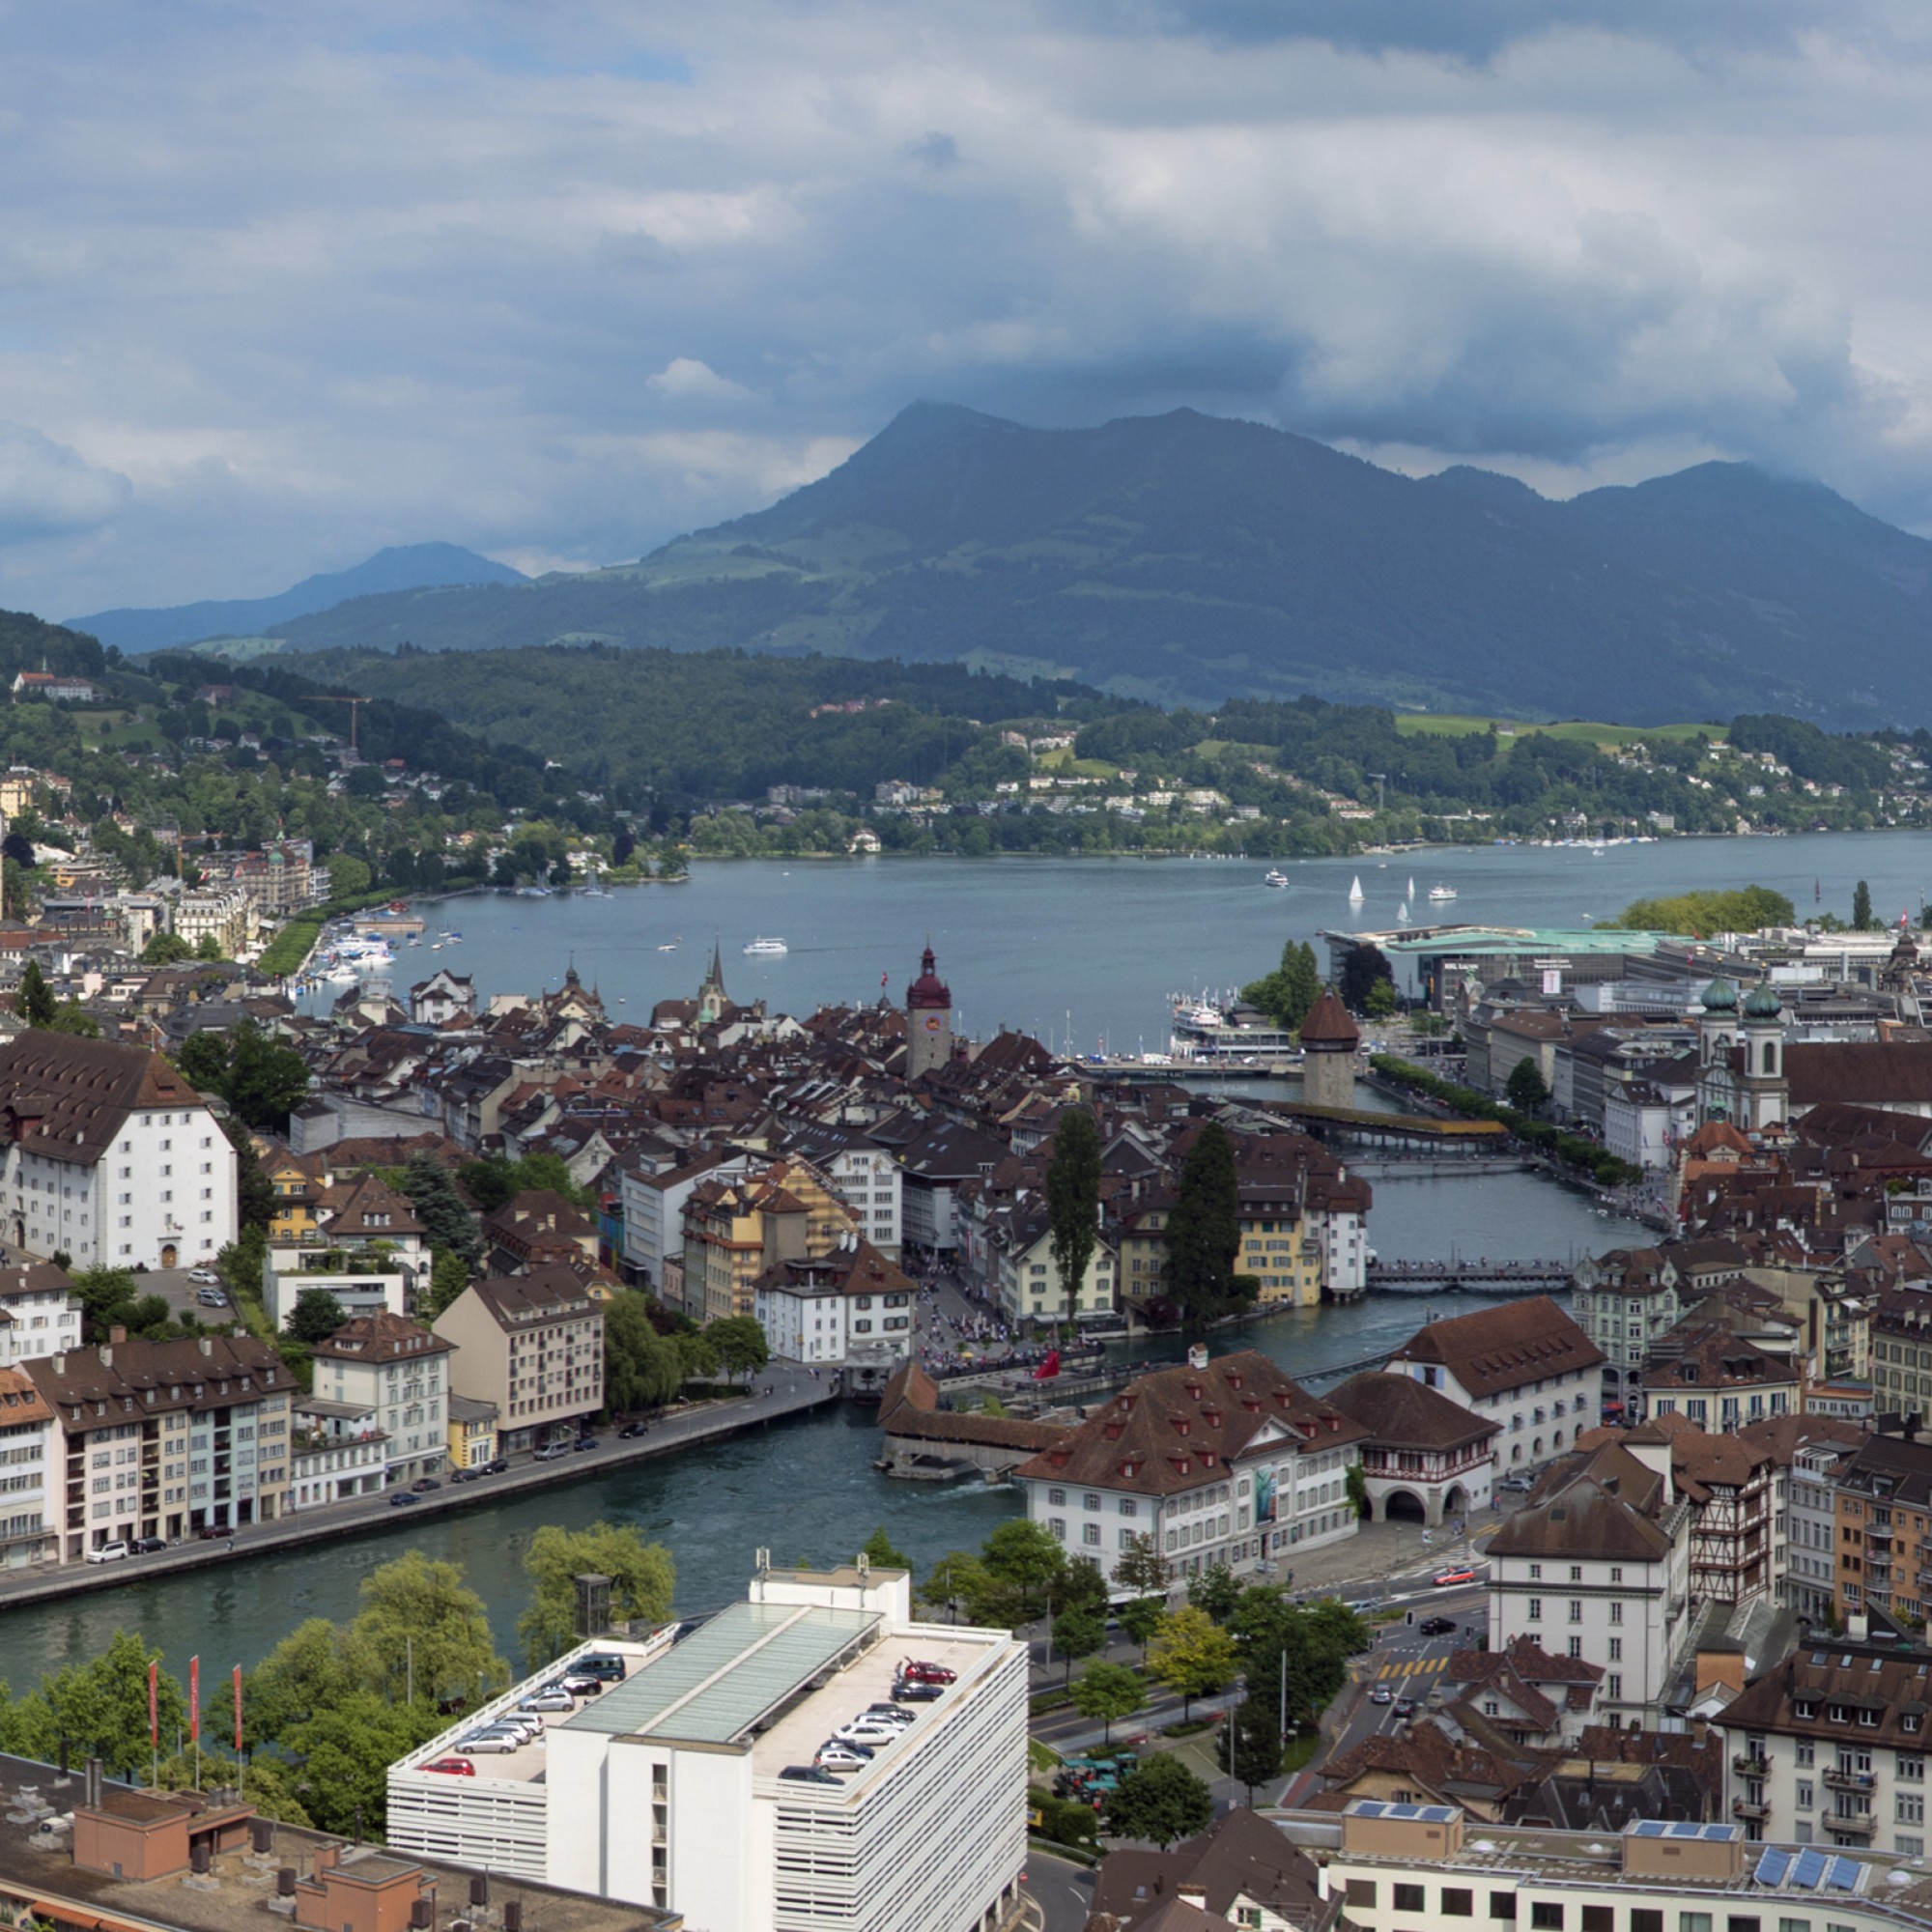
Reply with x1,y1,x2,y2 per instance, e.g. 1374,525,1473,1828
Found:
905,944,953,1080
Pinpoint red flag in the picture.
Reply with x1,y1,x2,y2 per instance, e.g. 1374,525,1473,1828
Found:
1033,1350,1061,1380
148,1662,157,1748
189,1656,200,1743
881,971,889,988
233,1665,243,1753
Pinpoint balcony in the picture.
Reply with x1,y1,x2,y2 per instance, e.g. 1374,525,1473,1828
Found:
1824,1767,1876,1792
1732,1754,1769,1777
1829,1809,1877,1837
1732,1798,1770,1822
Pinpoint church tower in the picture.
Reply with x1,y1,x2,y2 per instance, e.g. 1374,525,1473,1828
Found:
1738,980,1788,1130
697,937,729,1026
905,944,953,1080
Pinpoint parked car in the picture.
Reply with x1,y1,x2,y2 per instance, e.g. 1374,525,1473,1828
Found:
187,1267,220,1285
85,1540,129,1564
575,1655,628,1682
1433,1568,1476,1587
574,1435,600,1452
447,1467,479,1484
389,1490,423,1507
619,1421,648,1439
1419,1615,1457,1636
835,1719,905,1747
814,1743,869,1772
1371,1685,1394,1705
780,1764,840,1785
533,1443,568,1462
195,1288,228,1306
130,1536,168,1554
412,1476,441,1492
481,1457,510,1474
521,1689,576,1714
892,1681,945,1703
423,1757,475,1776
457,1734,519,1755
860,1704,915,1725
899,1661,957,1686
557,1674,604,1696
198,1524,231,1539
1394,1697,1416,1719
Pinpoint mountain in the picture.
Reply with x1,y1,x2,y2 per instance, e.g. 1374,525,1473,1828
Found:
68,542,527,654
182,408,1932,725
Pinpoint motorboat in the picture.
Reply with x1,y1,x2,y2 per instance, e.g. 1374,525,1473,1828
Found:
1264,869,1289,889
743,937,788,955
1428,884,1458,901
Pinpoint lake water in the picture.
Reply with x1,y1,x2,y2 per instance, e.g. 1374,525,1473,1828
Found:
329,830,1932,1051
12,831,1820,1681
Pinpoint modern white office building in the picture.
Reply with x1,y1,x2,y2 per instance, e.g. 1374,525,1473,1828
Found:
387,1562,1028,1932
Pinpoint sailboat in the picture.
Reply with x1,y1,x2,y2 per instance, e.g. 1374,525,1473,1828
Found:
1398,901,1411,923
1408,876,1416,900
1349,875,1365,905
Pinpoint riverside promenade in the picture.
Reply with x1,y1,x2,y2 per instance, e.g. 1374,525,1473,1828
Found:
0,1367,836,1611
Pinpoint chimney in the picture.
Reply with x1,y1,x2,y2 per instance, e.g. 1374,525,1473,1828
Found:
85,1757,103,1809
315,1846,339,1873
98,1345,112,1368
109,1325,127,1345
200,1336,213,1356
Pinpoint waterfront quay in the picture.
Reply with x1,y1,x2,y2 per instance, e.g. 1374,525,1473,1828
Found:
0,1370,833,1613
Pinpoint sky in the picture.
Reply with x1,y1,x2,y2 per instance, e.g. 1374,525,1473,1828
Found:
8,0,1932,617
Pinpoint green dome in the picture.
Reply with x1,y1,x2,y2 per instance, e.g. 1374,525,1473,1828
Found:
1743,982,1783,1020
1700,978,1739,1012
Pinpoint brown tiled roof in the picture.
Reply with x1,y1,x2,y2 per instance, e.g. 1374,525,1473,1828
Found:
1786,1041,1932,1109
1722,1641,1932,1752
313,1310,451,1362
1327,1371,1497,1453
1297,988,1360,1047
461,1266,597,1329
1489,1444,1674,1563
0,1365,51,1428
1639,1323,1799,1392
0,1033,210,1167
24,1334,292,1421
1386,1295,1604,1398
1011,1349,1365,1497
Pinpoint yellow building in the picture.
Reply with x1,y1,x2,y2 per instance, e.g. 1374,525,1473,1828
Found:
447,1393,498,1470
265,1151,328,1244
682,1160,858,1325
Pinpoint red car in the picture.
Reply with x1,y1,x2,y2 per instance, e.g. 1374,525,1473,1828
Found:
1433,1568,1477,1588
423,1757,475,1776
900,1661,957,1686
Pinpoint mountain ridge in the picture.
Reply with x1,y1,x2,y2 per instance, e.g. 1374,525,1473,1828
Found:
68,542,527,654
155,409,1932,727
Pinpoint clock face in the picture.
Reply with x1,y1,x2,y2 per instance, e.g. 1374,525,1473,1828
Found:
923,1012,944,1032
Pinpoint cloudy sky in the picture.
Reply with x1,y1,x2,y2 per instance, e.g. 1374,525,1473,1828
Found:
7,0,1932,617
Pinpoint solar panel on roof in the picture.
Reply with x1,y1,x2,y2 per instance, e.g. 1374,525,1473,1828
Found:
1632,1821,1666,1838
1755,1851,1794,1888
1790,1850,1830,1889
1825,1858,1864,1892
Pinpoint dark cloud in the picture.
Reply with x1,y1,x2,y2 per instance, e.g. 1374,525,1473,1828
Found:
902,130,960,170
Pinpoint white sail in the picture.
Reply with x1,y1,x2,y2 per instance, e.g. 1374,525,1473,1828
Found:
1349,875,1364,903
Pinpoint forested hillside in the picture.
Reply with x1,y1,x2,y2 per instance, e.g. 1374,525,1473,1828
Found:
189,403,1932,729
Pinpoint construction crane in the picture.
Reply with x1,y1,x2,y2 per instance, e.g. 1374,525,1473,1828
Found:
312,694,370,752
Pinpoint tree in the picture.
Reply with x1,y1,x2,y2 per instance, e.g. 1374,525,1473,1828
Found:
1164,1123,1240,1327
456,1156,519,1214
921,1551,987,1624
325,853,372,898
222,1021,312,1129
1230,1690,1285,1801
1241,939,1322,1032
70,1266,143,1344
1070,1661,1145,1743
603,1290,681,1412
1105,1752,1213,1848
1854,879,1875,930
861,1525,912,1573
422,1247,473,1320
400,1152,484,1266
1187,1562,1242,1624
1045,1107,1102,1324
1119,1595,1166,1661
1505,1057,1550,1114
980,1518,1067,1624
1339,941,1395,1015
176,1029,229,1093
16,958,55,1029
705,1314,769,1384
224,1117,275,1230
1052,1602,1107,1684
674,1329,718,1384
194,934,224,962
348,1551,507,1709
518,1521,677,1669
287,1289,348,1344
40,1632,187,1780
1346,1463,1369,1518
1147,1605,1240,1720
1114,1532,1171,1601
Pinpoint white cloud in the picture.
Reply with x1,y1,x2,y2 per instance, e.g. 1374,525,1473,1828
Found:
7,0,1932,613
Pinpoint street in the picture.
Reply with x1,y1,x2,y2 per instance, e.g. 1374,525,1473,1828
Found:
1022,1848,1094,1932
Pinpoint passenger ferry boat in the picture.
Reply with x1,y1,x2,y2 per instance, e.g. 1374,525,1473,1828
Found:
1168,991,1305,1063
743,936,788,955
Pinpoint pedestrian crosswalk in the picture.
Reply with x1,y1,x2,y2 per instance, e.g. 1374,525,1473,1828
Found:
1377,1658,1449,1680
